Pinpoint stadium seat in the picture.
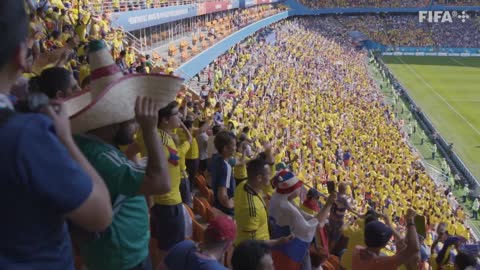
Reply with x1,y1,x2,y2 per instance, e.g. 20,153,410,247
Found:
197,182,213,204
198,197,216,222
322,255,340,270
184,204,206,243
195,174,207,187
193,196,207,220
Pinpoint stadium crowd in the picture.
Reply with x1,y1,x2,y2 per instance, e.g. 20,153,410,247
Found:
298,0,480,8
434,0,480,6
2,0,480,270
298,0,428,9
21,0,285,90
311,15,480,48
57,0,480,13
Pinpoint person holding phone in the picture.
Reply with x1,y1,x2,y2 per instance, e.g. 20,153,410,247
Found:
328,182,364,252
269,169,336,270
352,209,421,270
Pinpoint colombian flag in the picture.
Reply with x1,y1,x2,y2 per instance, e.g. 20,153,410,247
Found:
167,146,180,166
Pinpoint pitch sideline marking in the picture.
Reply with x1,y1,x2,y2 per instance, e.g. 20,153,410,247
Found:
396,56,480,137
449,57,467,67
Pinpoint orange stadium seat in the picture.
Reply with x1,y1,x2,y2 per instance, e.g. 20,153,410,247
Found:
193,196,207,220
195,174,207,187
184,204,205,243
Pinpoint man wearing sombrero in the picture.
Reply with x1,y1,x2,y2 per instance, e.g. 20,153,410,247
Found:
63,40,184,270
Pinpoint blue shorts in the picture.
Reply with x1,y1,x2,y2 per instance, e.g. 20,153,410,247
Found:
150,204,185,250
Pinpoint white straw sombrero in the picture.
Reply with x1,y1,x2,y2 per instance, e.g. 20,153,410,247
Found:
63,40,184,134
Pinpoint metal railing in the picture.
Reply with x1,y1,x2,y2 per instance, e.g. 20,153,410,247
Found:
122,29,147,54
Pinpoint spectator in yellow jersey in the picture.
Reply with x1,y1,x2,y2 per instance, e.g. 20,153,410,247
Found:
142,101,185,267
234,158,271,245
126,46,136,67
172,122,192,207
181,114,209,201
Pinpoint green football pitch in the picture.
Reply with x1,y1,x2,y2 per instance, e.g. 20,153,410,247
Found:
382,56,480,182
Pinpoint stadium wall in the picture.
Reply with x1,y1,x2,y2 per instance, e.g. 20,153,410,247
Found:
110,4,200,31
175,12,288,80
383,47,480,57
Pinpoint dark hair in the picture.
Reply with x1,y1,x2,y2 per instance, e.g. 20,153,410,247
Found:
364,214,378,225
62,25,70,33
231,240,271,270
158,101,179,121
51,30,61,40
119,50,126,57
28,76,41,93
257,151,267,161
135,65,146,74
66,37,74,45
78,55,87,63
214,131,236,154
212,125,222,136
455,252,477,270
183,119,193,129
0,0,28,70
238,133,247,142
38,67,72,99
247,158,268,180
242,126,250,133
306,188,320,199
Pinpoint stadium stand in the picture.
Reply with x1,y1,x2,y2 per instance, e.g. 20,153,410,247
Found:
334,14,480,48
2,0,480,269
297,0,429,9
434,0,480,6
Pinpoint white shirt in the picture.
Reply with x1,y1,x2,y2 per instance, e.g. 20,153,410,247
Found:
269,192,318,242
207,135,217,159
197,132,209,161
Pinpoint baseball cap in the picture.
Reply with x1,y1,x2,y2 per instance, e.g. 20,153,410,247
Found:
364,221,393,248
204,216,236,242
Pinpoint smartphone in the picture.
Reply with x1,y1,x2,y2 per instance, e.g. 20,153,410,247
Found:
327,181,335,194
415,215,426,238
